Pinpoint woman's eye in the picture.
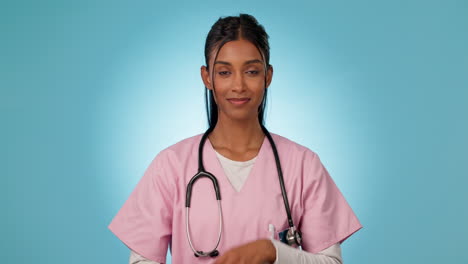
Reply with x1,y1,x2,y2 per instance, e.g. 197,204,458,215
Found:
217,70,259,76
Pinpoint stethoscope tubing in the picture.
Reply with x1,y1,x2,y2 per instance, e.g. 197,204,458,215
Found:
185,126,300,257
185,200,223,257
261,125,295,228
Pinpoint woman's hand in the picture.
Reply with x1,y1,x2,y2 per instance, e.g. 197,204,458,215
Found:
213,239,276,264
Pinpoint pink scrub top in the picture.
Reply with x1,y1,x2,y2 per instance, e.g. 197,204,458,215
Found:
108,133,362,263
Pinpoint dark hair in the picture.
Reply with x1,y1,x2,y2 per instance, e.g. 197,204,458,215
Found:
203,13,271,129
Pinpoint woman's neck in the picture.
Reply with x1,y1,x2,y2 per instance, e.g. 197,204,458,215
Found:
208,116,265,161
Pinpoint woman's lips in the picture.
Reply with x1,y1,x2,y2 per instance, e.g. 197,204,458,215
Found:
227,98,250,105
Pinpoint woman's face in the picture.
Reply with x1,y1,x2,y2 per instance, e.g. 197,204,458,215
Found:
201,39,273,124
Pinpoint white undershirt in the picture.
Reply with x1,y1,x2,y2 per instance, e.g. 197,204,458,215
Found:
128,150,343,264
213,150,257,192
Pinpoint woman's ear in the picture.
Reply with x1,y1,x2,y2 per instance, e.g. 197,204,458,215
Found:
266,64,273,88
200,65,213,90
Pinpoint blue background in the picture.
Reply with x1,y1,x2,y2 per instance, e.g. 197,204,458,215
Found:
2,0,467,263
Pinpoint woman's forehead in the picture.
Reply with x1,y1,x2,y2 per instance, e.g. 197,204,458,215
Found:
210,39,263,66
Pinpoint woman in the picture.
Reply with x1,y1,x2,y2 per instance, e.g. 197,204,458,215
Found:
108,14,362,264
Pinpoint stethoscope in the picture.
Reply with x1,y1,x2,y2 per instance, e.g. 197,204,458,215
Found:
185,125,302,258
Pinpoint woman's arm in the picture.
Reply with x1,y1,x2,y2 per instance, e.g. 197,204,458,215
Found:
129,241,341,264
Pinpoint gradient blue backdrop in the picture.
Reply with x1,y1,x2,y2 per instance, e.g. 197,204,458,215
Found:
2,0,467,263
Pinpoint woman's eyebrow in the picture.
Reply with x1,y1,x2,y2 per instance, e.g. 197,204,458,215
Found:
214,59,263,66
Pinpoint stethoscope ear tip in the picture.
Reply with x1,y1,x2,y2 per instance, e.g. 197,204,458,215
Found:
210,250,220,257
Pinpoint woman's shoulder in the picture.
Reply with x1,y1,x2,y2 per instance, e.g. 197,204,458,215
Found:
164,133,203,151
155,133,202,155
270,132,318,158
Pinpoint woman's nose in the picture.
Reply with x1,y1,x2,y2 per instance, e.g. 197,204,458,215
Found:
232,72,246,92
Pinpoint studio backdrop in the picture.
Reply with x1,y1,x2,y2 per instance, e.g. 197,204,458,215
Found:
2,0,467,263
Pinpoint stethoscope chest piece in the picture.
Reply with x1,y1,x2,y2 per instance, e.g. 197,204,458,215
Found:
278,226,302,247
